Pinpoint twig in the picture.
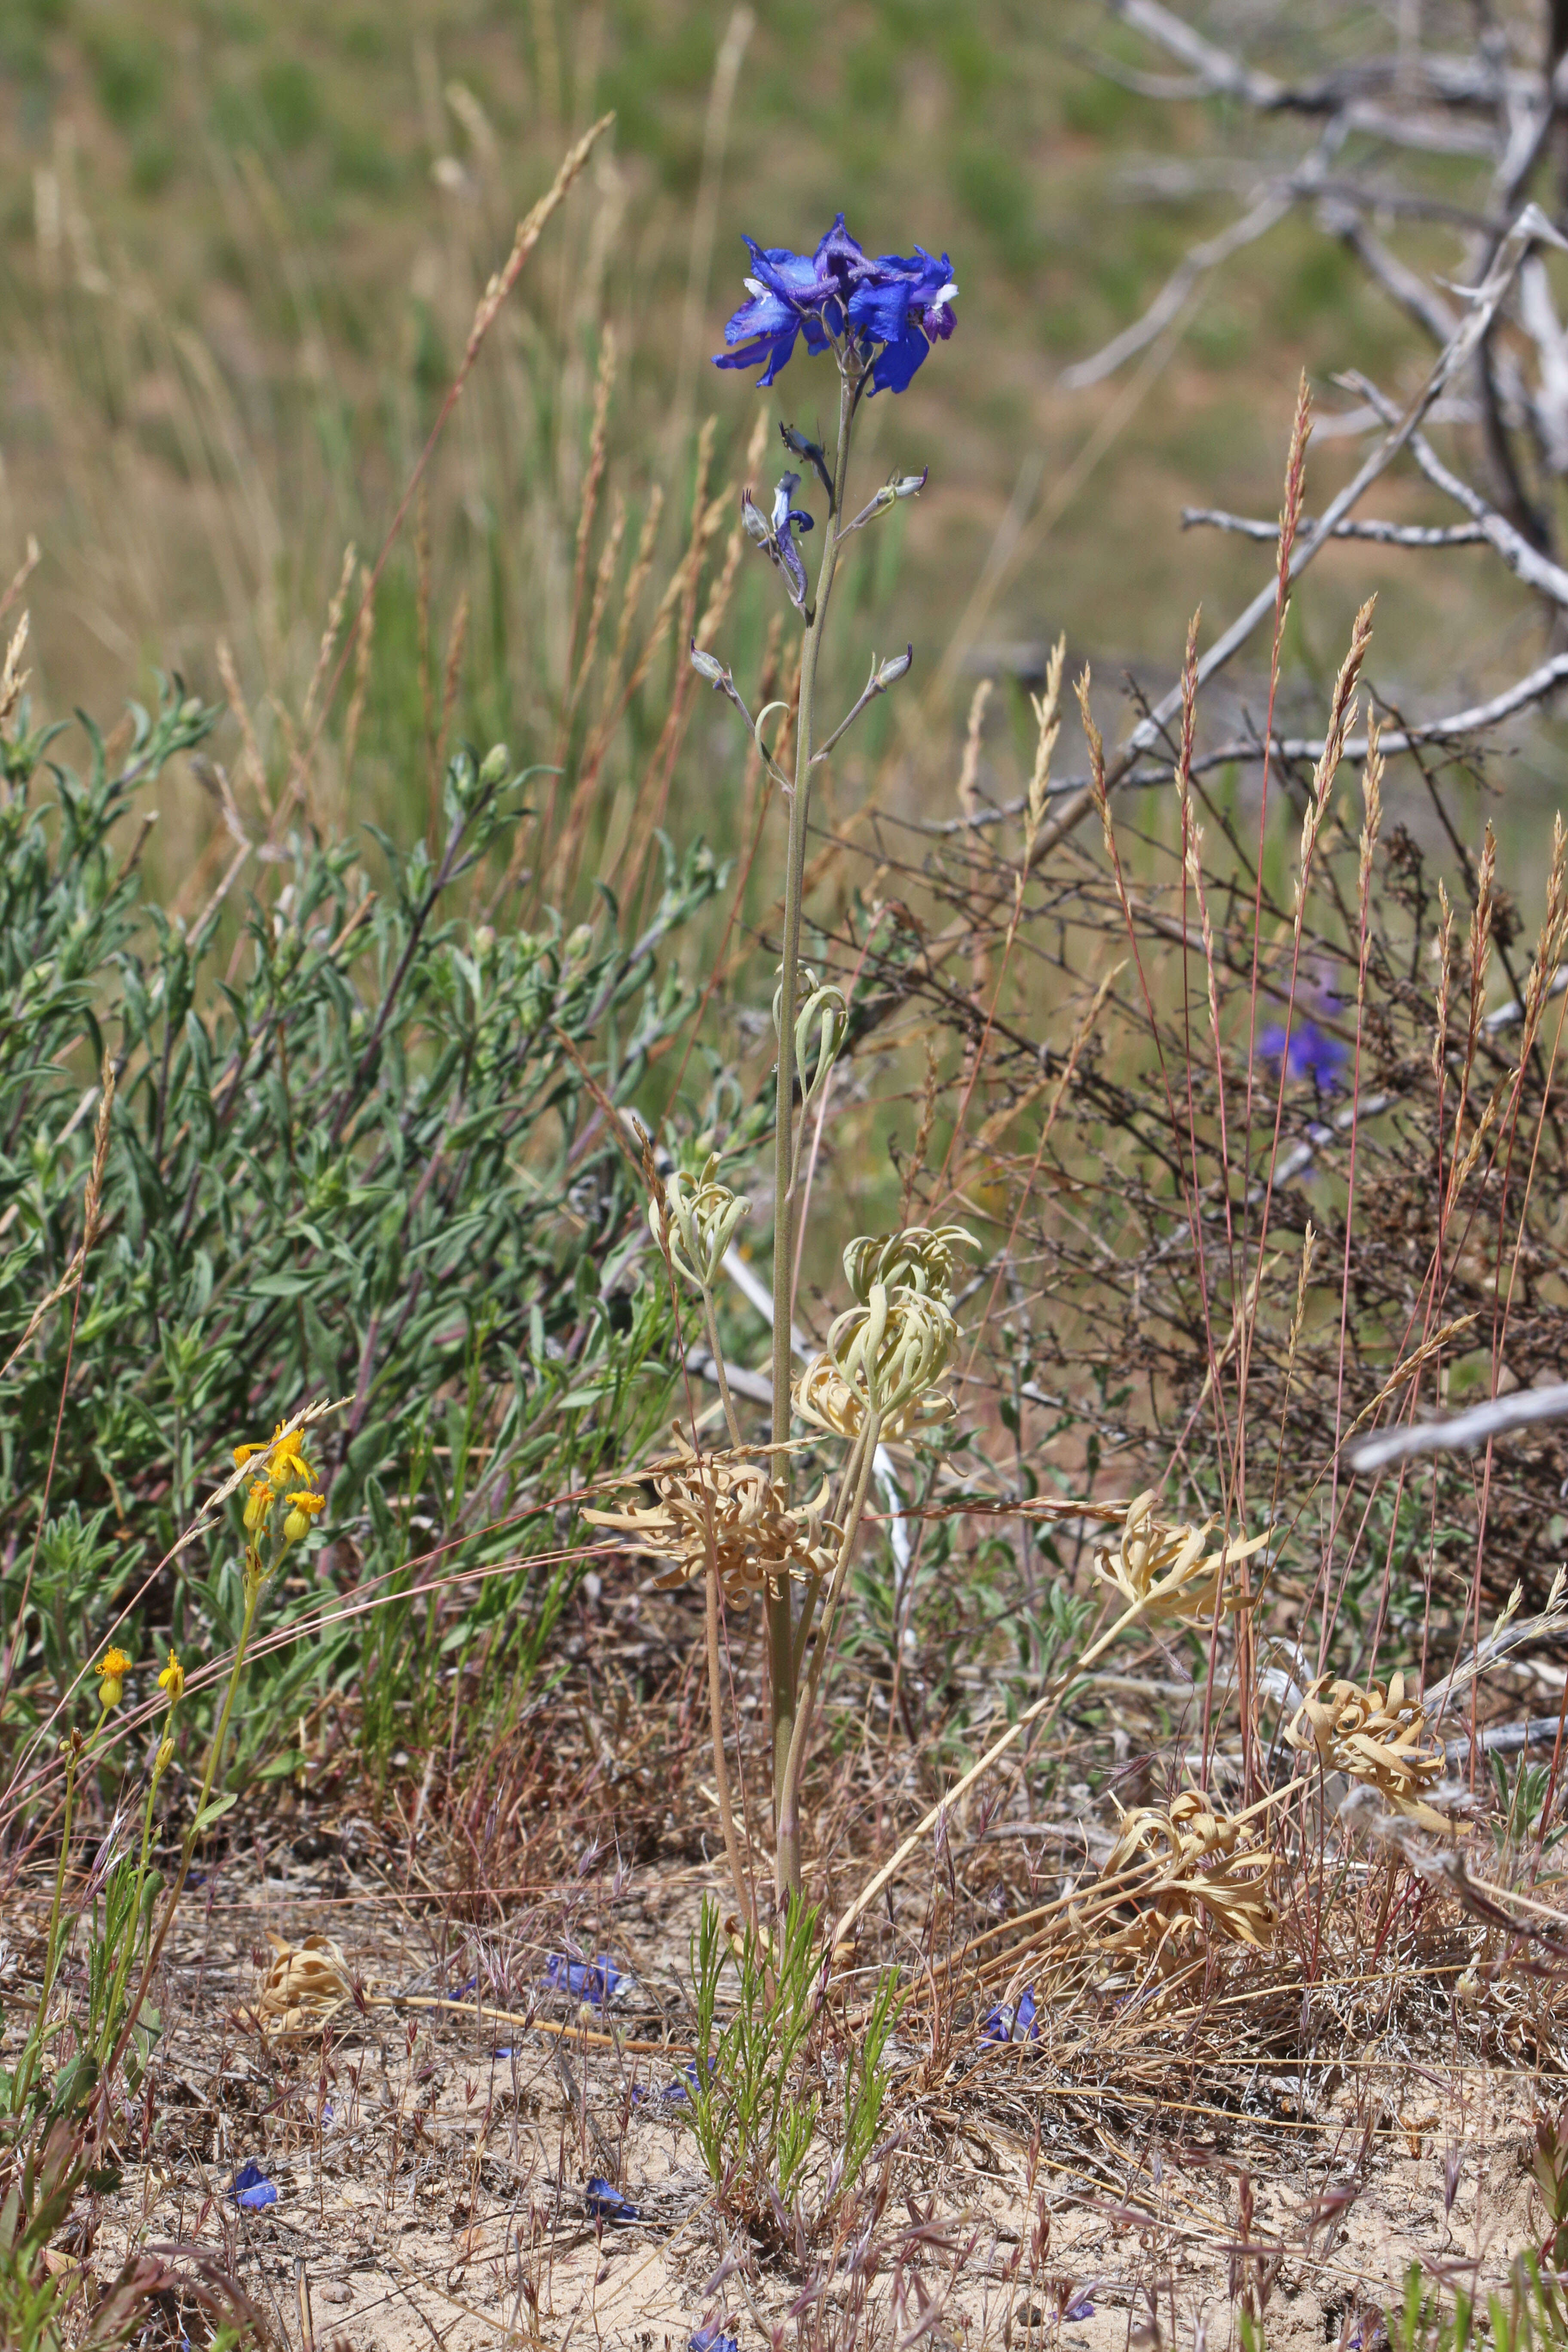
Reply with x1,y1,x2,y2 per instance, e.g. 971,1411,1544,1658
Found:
1343,1380,1568,1473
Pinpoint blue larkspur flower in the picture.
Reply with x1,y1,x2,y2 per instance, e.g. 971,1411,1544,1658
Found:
848,247,958,394
771,471,814,538
692,2324,740,2352
715,214,956,393
1257,1019,1348,1089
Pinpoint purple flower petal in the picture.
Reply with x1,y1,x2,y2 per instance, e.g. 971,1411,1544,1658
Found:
230,2161,278,2211
585,2177,639,2223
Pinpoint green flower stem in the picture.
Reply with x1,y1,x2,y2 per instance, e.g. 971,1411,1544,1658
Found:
102,1560,263,2093
774,1407,882,1869
769,363,859,1903
97,1727,172,2068
699,1287,753,1926
14,1740,79,2115
700,1286,744,1455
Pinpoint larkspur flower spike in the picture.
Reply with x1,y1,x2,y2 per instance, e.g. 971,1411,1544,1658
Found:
714,214,957,395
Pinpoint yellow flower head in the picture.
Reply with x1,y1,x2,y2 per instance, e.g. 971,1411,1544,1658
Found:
158,1649,184,1705
94,1648,133,1710
234,1422,316,1491
243,1477,274,1534
267,1423,315,1489
282,1489,326,1545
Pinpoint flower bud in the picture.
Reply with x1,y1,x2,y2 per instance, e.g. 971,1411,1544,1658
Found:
875,646,913,689
158,1649,184,1706
243,1478,272,1534
154,1736,175,1780
94,1648,133,1712
283,1490,327,1545
892,469,928,499
479,743,511,786
689,642,728,688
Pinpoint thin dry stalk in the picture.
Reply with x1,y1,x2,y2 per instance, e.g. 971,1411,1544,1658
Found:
435,587,471,777
0,1056,116,1384
565,326,618,691
217,635,269,814
341,567,375,790
0,612,30,737
0,534,40,624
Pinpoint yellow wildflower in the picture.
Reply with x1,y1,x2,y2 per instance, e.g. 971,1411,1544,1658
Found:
234,1422,315,1489
243,1477,274,1534
94,1648,133,1710
158,1649,184,1705
266,1422,315,1487
282,1490,326,1544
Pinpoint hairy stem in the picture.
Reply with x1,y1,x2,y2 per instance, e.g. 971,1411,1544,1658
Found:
769,364,858,1902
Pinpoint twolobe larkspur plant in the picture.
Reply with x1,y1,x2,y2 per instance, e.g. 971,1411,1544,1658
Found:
674,218,962,1903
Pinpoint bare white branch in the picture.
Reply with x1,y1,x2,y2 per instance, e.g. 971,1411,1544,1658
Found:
1345,1382,1568,1473
1182,505,1487,548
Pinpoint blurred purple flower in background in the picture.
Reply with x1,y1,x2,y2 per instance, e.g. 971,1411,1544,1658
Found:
1256,1018,1348,1090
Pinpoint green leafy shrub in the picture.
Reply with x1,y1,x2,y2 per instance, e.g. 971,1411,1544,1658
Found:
0,686,723,1766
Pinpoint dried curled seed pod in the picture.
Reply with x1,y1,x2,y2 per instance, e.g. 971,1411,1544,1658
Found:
585,1430,841,1607
1090,1489,1270,1632
793,1351,954,1443
842,1224,976,1307
649,1156,749,1292
1283,1670,1453,1832
1074,1790,1276,1971
821,1280,957,1431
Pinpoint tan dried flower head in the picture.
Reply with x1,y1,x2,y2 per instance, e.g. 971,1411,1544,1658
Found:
585,1428,841,1605
1091,1491,1269,1630
793,1351,954,1443
1283,1671,1452,1833
1080,1789,1275,1968
842,1224,976,1307
242,1932,356,2038
650,1155,748,1292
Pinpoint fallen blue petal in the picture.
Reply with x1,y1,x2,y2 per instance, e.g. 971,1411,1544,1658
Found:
692,2324,740,2352
230,2161,278,2211
1066,2294,1096,2323
585,2177,639,2223
545,1954,627,2006
981,1986,1040,2045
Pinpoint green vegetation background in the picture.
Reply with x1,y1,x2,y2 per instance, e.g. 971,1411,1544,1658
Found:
1,0,1554,871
